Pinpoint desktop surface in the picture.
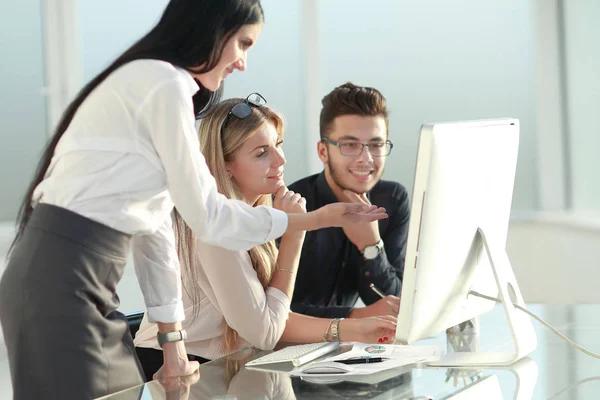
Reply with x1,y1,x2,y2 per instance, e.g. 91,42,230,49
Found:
99,304,600,399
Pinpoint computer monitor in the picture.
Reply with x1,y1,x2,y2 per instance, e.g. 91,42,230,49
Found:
396,118,536,366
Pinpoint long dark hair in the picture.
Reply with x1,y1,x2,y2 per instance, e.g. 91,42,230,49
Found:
9,0,264,256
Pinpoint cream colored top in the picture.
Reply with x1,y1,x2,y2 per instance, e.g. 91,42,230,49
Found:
135,238,291,360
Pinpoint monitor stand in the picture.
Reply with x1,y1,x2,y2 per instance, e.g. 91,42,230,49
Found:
428,227,537,367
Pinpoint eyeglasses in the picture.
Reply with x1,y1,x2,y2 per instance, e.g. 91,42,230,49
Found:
321,137,394,157
220,92,267,135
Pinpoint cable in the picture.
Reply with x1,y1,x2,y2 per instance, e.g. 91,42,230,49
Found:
468,290,600,359
546,376,600,399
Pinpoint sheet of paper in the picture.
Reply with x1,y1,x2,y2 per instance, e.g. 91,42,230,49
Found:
326,343,443,362
289,343,445,377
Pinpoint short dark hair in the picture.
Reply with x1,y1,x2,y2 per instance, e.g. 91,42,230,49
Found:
319,82,389,138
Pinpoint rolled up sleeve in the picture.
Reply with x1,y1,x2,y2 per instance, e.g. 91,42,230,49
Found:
132,216,185,323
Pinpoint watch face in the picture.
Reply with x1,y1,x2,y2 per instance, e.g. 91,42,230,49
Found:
364,246,378,259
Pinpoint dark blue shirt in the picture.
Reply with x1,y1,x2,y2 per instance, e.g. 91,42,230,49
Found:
288,172,410,318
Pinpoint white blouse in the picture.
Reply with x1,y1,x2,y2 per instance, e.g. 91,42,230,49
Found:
33,59,288,323
134,238,291,360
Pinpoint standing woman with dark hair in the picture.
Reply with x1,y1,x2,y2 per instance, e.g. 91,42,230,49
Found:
0,1,386,398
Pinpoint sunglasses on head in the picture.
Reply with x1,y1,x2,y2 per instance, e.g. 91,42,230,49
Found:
220,92,267,136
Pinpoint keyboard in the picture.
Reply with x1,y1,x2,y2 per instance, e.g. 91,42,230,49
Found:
245,342,341,367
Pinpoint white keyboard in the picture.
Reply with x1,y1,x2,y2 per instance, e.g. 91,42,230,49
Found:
245,342,340,367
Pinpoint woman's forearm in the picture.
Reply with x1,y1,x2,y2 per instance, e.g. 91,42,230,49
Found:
286,211,322,233
268,232,305,299
280,312,331,342
156,322,189,371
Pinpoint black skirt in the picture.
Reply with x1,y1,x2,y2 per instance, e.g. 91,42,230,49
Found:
0,204,144,399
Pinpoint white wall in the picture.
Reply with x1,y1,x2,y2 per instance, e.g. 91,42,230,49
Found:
563,1,600,212
0,0,48,221
78,0,169,83
317,0,538,211
507,215,600,303
221,0,308,184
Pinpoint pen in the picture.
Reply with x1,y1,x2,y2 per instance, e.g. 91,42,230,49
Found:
335,357,386,365
369,283,385,299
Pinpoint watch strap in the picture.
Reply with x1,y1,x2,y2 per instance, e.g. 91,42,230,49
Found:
157,329,187,347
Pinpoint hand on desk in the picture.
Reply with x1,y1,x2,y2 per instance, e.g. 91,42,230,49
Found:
153,341,200,399
339,315,397,344
349,295,400,319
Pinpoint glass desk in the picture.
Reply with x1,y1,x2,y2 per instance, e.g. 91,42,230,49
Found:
98,304,600,399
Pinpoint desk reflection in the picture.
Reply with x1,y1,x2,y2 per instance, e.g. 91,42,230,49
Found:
437,356,538,400
440,320,538,400
445,318,484,389
100,304,600,399
141,349,294,400
291,370,414,399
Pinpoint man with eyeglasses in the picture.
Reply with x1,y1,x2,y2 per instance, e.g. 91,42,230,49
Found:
288,82,410,320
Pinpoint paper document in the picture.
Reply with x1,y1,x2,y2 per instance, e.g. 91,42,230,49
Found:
290,343,444,377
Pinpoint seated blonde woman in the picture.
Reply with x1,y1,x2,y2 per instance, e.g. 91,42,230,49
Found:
134,94,396,380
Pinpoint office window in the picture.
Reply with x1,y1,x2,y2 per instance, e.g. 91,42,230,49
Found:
563,1,600,213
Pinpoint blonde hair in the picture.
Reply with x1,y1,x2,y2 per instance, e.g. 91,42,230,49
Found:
174,98,285,353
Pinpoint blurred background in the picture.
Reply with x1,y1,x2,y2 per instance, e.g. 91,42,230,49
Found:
0,0,598,396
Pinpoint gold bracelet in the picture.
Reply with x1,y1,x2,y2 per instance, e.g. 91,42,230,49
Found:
331,318,344,342
323,319,336,342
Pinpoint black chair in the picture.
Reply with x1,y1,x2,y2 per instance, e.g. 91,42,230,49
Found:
125,311,145,338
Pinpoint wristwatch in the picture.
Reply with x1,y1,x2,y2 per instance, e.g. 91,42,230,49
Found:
157,329,187,347
362,239,384,260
